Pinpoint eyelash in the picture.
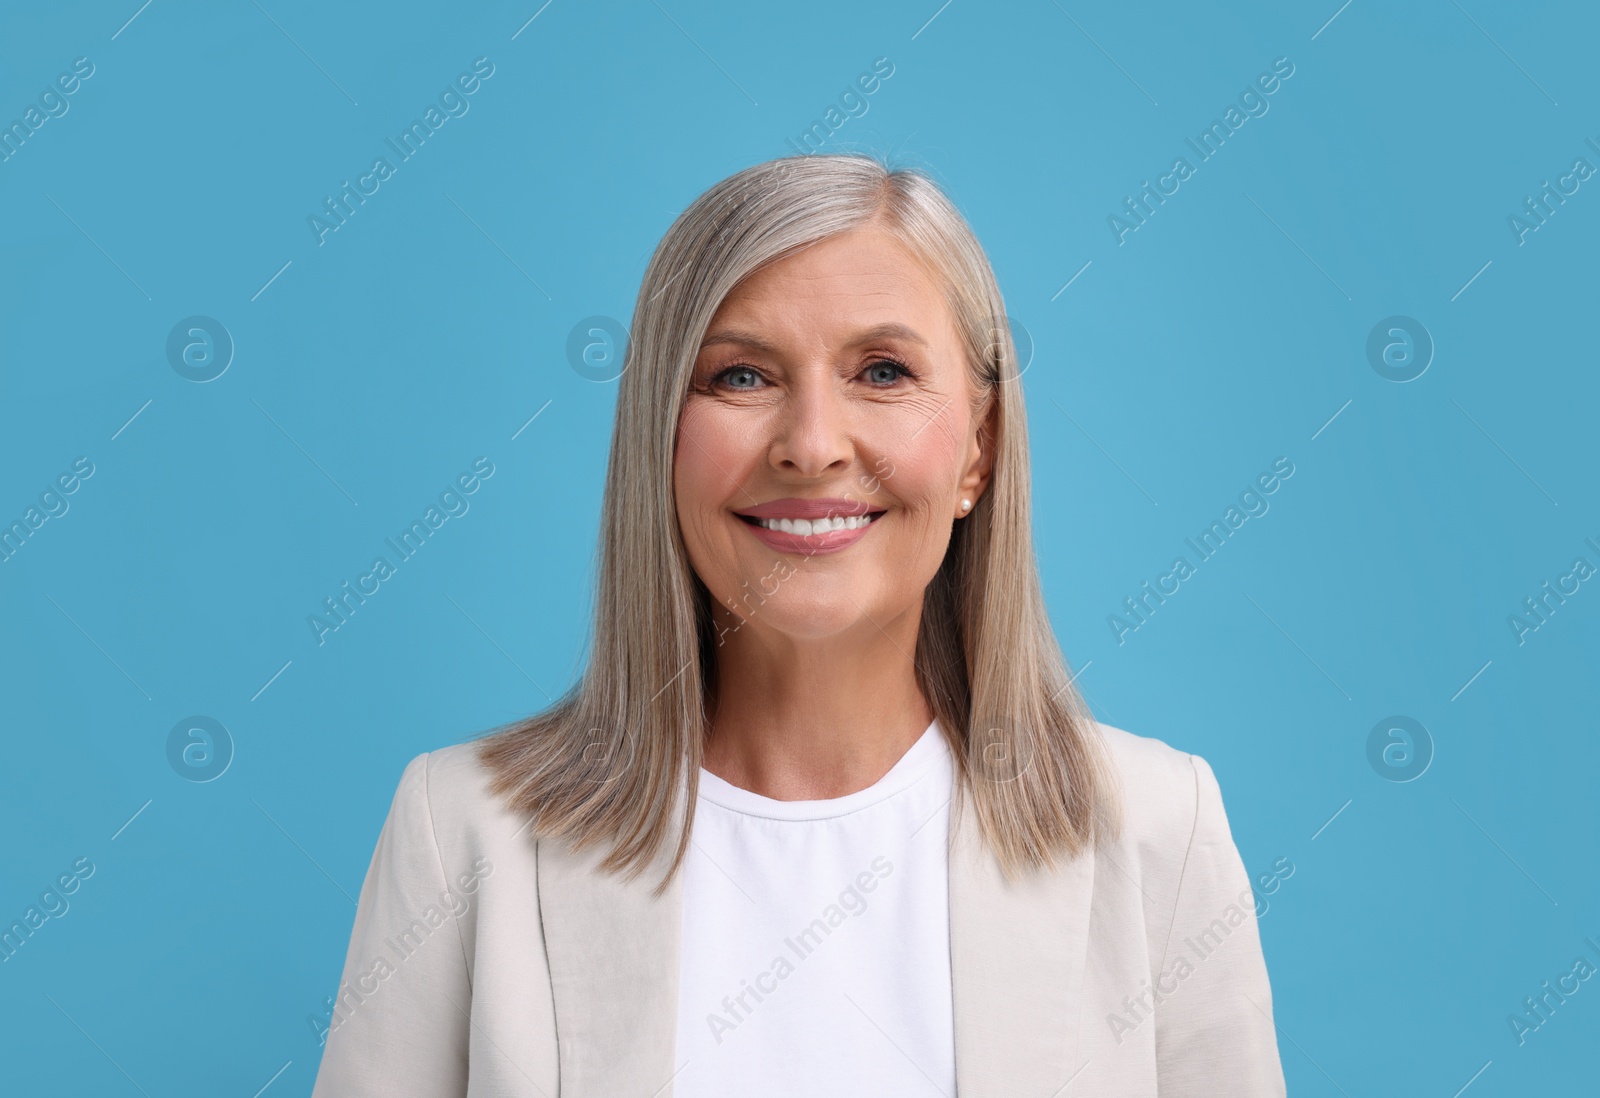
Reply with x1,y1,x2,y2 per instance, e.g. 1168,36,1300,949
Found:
710,355,915,391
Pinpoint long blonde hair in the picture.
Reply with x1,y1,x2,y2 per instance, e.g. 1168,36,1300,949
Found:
476,152,1120,895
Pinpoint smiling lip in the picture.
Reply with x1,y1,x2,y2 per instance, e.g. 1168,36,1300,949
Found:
731,497,886,556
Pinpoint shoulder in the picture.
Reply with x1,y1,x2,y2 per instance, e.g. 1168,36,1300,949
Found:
1087,723,1284,1090
1089,720,1238,889
412,737,500,807
1086,722,1249,970
383,738,533,870
1093,719,1210,837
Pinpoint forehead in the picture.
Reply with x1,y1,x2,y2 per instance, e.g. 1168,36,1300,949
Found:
704,226,957,346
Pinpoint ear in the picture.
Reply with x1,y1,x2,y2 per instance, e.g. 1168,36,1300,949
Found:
956,394,998,517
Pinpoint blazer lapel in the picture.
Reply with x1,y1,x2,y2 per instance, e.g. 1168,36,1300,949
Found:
536,788,689,1098
947,795,1098,1097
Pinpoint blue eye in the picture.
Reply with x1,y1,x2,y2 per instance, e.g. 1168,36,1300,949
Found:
864,359,911,385
708,358,911,391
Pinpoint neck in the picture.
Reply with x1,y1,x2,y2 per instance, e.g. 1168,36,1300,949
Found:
702,602,934,801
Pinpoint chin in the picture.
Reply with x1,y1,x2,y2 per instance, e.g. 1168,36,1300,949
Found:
777,585,915,637
736,589,893,641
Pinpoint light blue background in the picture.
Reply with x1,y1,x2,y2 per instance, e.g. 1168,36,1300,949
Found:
2,1,1596,1094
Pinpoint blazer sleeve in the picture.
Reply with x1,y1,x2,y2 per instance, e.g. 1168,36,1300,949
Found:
311,752,471,1098
1154,753,1287,1097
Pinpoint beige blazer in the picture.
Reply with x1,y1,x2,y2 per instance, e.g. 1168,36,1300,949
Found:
310,722,1286,1096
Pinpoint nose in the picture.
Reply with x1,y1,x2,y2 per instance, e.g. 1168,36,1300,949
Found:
768,373,852,478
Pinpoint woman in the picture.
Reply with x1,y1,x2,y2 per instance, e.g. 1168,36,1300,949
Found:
311,153,1286,1097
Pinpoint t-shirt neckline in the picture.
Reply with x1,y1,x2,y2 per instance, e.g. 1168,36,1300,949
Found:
696,718,945,821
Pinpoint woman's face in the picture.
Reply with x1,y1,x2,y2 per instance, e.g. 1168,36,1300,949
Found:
674,223,994,644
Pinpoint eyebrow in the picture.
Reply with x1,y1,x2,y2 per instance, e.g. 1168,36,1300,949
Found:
698,321,929,353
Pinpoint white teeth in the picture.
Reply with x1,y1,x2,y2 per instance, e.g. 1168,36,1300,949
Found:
755,513,877,534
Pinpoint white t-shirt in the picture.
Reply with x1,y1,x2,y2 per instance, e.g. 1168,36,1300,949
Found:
673,718,957,1097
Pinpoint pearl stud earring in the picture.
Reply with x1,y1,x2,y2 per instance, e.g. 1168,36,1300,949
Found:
960,498,972,512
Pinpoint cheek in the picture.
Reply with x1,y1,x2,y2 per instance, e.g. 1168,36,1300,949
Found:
674,404,746,506
876,411,966,506
674,404,759,577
